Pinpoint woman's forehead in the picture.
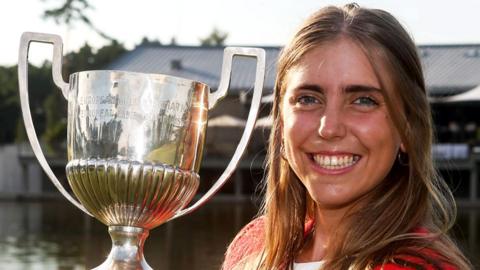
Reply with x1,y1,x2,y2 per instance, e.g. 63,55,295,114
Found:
283,39,385,93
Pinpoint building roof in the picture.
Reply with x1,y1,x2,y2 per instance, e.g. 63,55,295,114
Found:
107,45,280,94
419,44,480,96
106,44,480,96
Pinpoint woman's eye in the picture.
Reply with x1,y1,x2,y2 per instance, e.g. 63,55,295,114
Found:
353,96,378,106
296,95,319,105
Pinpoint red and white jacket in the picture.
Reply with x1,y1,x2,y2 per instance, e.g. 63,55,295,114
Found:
223,217,457,270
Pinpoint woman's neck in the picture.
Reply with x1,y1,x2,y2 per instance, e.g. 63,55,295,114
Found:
297,206,350,262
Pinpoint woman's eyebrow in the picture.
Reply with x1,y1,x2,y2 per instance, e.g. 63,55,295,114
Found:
292,84,383,95
344,84,383,95
294,83,324,93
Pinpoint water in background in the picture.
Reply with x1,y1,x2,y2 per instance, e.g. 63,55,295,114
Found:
0,200,477,270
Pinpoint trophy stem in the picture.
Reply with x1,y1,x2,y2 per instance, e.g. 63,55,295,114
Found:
93,226,152,270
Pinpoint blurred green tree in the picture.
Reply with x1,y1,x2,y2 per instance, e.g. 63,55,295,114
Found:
138,37,162,47
0,66,21,143
199,28,228,46
42,0,114,41
0,62,55,145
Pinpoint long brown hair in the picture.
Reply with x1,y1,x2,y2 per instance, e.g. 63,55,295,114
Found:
253,3,472,270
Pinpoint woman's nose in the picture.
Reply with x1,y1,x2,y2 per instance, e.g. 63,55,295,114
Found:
318,106,346,140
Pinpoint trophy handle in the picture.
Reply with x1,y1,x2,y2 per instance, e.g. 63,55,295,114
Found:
172,47,266,219
18,32,92,216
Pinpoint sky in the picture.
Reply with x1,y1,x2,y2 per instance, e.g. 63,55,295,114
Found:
3,0,480,66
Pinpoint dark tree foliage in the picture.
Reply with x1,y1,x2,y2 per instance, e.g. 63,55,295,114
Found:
0,62,54,145
138,37,162,47
42,0,114,41
0,66,21,143
63,40,127,74
199,28,228,46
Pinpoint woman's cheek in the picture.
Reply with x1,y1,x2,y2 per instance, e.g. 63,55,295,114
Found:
285,112,319,144
348,112,396,144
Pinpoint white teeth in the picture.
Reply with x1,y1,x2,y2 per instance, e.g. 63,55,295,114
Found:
313,154,359,169
331,156,338,166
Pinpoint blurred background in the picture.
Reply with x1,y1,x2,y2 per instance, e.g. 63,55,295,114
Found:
0,0,479,269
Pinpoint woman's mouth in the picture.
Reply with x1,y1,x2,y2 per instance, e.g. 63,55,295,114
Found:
312,154,361,170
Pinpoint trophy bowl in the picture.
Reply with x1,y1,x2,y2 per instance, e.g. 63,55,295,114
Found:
18,32,265,269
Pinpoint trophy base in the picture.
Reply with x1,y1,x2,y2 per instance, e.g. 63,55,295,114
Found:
93,226,152,270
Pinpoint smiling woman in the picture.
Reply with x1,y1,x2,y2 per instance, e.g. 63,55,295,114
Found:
281,37,403,211
222,3,473,270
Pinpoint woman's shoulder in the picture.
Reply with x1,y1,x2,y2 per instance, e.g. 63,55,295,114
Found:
372,226,461,270
222,216,266,270
374,249,459,270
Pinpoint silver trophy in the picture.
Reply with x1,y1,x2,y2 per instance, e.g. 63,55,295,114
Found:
18,32,265,269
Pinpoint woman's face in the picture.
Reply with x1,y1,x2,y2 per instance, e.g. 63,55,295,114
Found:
281,37,403,210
